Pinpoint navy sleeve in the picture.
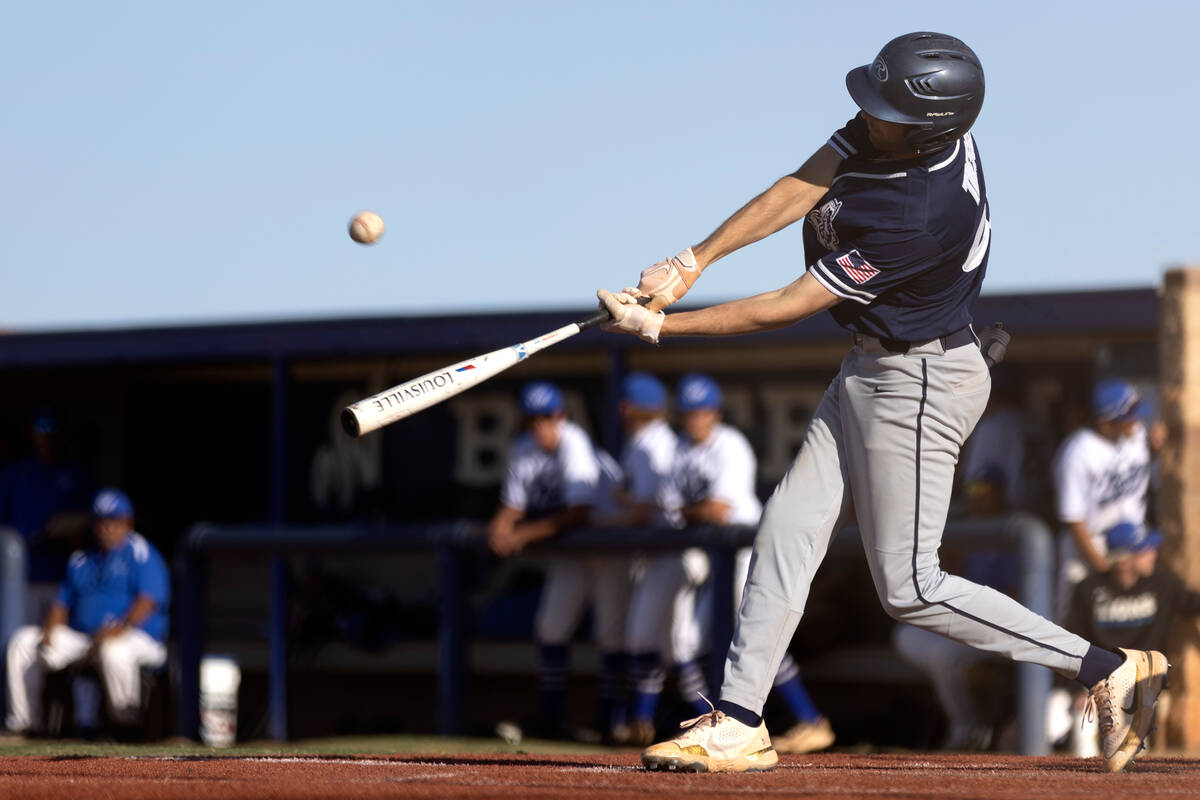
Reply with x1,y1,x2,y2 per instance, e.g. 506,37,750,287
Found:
827,114,874,160
809,227,943,305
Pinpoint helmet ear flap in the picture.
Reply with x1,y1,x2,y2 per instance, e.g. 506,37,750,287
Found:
904,123,968,154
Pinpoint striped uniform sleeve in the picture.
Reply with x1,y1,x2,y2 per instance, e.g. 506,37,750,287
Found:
809,228,942,305
826,114,873,159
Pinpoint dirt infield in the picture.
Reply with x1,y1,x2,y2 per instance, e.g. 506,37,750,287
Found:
1,752,1198,799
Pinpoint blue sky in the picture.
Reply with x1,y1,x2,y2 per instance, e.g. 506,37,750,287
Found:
2,1,1196,331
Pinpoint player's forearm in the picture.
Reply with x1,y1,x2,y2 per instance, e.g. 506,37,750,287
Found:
691,147,841,270
488,505,524,533
682,500,733,526
661,273,839,337
515,505,590,545
41,603,68,634
1067,521,1109,571
121,594,158,629
661,290,798,336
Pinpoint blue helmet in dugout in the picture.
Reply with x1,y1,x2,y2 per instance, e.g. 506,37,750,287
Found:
1091,379,1140,423
622,372,668,412
520,380,565,417
676,373,723,412
846,32,985,153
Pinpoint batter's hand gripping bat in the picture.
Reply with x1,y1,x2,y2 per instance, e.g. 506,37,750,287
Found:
341,305,620,437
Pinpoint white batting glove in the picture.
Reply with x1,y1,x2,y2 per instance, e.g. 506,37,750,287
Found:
636,247,700,310
597,289,665,344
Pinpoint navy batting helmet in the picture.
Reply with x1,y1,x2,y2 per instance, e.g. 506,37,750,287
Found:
846,32,985,153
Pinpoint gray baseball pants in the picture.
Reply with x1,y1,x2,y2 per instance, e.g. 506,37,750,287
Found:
720,336,1090,715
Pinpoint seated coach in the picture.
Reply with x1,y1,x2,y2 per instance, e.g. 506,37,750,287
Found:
4,489,170,734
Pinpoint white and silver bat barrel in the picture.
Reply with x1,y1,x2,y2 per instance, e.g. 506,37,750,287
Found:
340,306,615,437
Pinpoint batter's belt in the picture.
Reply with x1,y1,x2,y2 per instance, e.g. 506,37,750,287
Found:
852,325,978,355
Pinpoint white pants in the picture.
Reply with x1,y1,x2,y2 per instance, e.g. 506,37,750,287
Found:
535,557,632,651
5,624,167,731
625,549,710,663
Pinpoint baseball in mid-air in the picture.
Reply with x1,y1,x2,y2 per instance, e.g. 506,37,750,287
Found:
348,211,385,244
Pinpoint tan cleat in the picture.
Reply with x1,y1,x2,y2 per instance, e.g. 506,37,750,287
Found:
773,716,836,755
641,705,778,773
1087,648,1169,773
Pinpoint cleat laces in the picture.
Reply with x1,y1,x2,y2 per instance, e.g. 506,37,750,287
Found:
677,694,724,735
1085,681,1117,736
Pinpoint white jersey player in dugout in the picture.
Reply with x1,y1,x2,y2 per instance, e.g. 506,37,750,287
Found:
1053,379,1156,619
487,381,630,740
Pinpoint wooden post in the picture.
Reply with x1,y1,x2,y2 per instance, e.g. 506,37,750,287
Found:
1159,267,1200,748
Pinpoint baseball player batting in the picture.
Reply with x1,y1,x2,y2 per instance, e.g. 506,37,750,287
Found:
597,32,1168,774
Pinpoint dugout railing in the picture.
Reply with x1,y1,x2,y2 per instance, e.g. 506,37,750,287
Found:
173,513,1056,754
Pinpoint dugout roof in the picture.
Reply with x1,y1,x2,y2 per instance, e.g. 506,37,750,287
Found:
0,288,1159,368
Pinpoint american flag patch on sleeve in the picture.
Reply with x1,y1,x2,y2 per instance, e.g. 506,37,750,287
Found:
835,250,879,285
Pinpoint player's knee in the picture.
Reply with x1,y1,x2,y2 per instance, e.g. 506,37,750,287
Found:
875,558,947,620
95,638,126,669
880,597,922,621
9,625,41,659
876,580,930,621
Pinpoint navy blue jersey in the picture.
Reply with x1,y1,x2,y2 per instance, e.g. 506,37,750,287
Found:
803,114,991,342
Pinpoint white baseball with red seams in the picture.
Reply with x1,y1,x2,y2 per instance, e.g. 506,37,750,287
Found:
348,211,385,244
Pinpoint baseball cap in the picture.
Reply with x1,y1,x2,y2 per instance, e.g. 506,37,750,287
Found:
92,488,134,520
520,381,565,417
33,415,57,434
1092,379,1140,422
1103,522,1163,556
676,373,723,412
622,372,667,411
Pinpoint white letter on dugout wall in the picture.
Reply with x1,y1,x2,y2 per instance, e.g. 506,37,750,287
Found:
759,387,824,482
451,394,520,487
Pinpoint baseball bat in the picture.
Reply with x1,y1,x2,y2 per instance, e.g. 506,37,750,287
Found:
341,306,616,437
